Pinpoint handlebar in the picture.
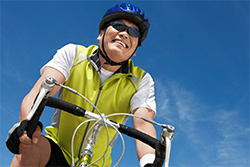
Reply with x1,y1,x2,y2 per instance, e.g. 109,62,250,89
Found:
6,77,175,167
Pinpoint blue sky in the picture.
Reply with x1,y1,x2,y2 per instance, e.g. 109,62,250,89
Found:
0,1,249,167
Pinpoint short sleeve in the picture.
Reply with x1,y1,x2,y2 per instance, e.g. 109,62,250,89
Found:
40,44,77,81
130,73,156,113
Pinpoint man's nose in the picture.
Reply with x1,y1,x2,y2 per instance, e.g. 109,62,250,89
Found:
119,31,128,39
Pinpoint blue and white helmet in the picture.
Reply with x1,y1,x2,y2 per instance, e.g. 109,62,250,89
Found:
99,3,150,45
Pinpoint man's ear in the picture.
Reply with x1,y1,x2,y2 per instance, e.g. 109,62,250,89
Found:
97,30,104,41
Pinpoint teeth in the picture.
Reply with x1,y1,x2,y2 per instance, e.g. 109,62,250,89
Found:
116,40,126,48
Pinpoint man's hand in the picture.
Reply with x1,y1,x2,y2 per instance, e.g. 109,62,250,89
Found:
19,125,42,154
6,120,43,154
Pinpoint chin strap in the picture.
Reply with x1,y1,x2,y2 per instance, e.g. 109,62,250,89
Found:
99,29,138,66
99,48,126,66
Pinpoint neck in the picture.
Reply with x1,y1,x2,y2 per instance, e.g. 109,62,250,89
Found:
99,53,121,72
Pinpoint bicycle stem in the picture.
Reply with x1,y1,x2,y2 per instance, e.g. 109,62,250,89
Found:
79,115,105,167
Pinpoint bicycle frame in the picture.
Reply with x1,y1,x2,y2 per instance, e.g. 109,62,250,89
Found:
6,77,175,167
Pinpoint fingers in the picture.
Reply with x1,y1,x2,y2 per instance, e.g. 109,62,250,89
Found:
19,133,32,145
32,125,42,144
19,142,33,154
19,133,33,154
19,125,42,153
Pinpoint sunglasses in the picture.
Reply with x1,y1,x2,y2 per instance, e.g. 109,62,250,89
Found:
108,21,141,38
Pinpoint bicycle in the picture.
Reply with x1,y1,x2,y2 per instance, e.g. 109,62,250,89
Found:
6,77,175,167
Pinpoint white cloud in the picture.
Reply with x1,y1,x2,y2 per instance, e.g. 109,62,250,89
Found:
213,109,250,166
154,78,249,166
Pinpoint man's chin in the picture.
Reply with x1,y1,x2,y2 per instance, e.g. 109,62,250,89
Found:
105,47,123,56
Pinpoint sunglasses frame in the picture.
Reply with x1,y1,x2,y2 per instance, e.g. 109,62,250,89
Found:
108,21,141,38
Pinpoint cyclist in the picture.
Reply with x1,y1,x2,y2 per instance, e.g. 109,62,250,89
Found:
10,3,157,167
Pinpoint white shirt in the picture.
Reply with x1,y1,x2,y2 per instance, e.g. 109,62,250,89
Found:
41,44,156,113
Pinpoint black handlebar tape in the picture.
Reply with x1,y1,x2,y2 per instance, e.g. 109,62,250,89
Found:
119,124,165,167
26,98,48,138
46,97,86,117
152,141,165,167
119,124,158,149
46,97,165,166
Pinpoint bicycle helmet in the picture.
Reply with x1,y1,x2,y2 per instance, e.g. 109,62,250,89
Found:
98,3,150,66
99,3,150,45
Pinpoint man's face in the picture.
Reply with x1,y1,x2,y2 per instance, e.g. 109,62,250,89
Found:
97,19,139,63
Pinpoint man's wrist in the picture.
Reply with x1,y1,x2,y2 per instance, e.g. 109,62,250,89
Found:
139,153,155,167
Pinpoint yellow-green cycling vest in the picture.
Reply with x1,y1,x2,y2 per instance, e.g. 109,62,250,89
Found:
45,45,147,166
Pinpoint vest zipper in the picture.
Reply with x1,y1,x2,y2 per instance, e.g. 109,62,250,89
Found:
78,85,103,159
77,74,130,159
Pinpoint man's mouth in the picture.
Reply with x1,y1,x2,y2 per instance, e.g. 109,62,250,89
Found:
113,40,127,48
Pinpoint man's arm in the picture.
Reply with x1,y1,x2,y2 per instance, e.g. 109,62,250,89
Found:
18,67,65,150
10,67,66,166
20,66,65,121
133,107,156,166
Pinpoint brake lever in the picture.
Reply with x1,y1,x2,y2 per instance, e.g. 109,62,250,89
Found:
26,77,55,120
25,77,55,138
161,125,175,167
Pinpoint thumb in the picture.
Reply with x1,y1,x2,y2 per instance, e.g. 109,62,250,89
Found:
32,125,42,144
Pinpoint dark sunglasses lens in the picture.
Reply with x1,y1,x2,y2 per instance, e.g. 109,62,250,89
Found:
127,28,139,38
113,24,126,31
111,21,140,38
